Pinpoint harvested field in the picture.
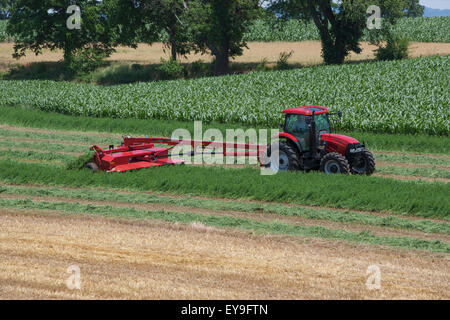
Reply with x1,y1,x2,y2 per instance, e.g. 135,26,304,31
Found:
1,42,450,71
0,209,449,299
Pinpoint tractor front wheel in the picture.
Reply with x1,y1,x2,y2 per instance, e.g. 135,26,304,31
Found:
266,141,300,172
350,149,376,175
320,153,350,174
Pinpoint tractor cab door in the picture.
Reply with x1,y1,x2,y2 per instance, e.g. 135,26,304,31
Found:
285,114,311,151
285,114,331,152
314,113,331,137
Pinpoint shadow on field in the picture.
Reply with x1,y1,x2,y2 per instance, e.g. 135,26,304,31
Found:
0,59,308,85
2,61,75,81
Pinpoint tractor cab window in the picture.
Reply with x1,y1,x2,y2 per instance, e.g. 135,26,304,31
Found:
315,114,331,134
285,114,311,151
285,113,331,152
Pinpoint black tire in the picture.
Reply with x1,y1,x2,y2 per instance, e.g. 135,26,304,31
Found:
265,141,300,171
85,162,99,173
320,153,350,174
350,148,376,176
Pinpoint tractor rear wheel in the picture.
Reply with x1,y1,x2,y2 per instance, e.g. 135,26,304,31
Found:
266,141,300,171
350,148,376,175
85,162,99,173
320,153,350,174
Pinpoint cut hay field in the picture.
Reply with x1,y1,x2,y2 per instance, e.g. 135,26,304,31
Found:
0,105,448,299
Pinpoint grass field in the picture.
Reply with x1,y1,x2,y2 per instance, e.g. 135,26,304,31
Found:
0,107,449,298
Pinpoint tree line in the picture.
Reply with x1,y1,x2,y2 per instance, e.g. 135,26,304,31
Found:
1,0,424,75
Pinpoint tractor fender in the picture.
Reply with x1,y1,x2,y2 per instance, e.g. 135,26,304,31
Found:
271,132,303,155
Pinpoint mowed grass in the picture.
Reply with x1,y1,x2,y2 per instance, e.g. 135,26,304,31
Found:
0,159,448,219
0,197,448,253
1,184,448,235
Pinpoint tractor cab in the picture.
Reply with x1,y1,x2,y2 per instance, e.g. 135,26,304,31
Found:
266,106,375,175
283,106,331,152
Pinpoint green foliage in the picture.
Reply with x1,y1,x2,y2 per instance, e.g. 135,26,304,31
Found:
188,0,261,74
188,60,211,77
0,0,12,19
241,17,450,43
0,55,448,135
157,57,185,80
66,152,94,170
375,34,410,61
0,160,449,218
3,62,70,81
67,45,112,75
404,0,424,17
118,0,193,60
267,0,407,64
6,0,117,71
255,58,270,72
0,19,10,41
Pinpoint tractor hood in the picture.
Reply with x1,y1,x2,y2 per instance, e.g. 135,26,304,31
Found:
320,133,360,156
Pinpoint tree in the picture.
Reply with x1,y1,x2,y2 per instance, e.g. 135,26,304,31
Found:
188,0,261,75
404,0,424,17
144,0,192,60
6,0,118,72
269,0,407,65
0,0,13,19
112,0,191,61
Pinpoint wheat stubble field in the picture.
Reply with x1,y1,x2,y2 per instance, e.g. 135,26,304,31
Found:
1,209,449,300
1,41,450,71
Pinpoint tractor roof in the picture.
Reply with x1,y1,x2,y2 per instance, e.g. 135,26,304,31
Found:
283,106,329,115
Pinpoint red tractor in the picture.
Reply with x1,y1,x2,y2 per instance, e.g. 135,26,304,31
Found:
86,105,375,176
266,106,375,175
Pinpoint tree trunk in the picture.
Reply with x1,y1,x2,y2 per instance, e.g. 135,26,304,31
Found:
169,29,178,61
63,44,74,70
171,42,177,61
213,40,229,75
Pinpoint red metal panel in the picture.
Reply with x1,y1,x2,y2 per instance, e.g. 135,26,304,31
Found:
283,106,329,115
108,162,165,172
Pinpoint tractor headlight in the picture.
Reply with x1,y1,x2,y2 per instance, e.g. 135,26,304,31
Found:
349,147,363,153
